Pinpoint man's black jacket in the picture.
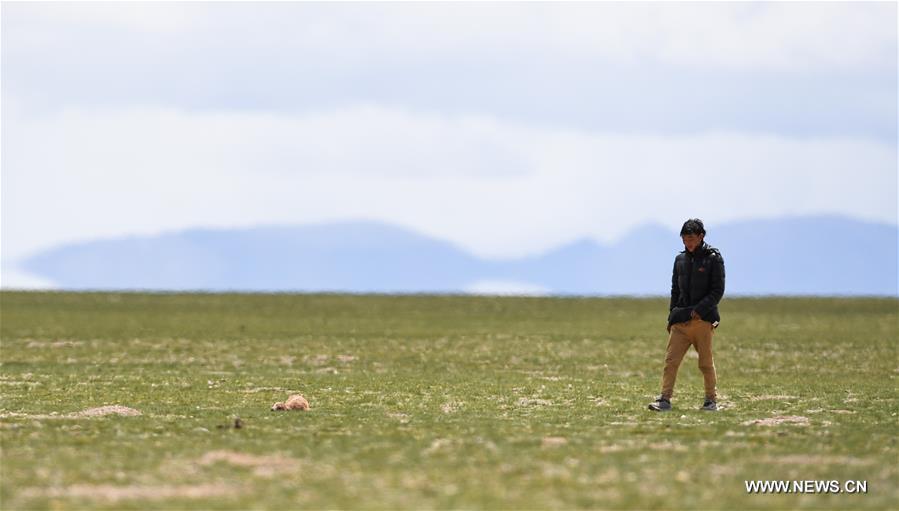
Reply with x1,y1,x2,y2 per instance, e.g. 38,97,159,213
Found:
668,242,725,326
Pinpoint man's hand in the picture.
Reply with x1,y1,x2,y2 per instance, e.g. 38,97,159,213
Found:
690,310,701,320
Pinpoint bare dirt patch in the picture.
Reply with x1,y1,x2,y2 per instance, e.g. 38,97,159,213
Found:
21,483,237,502
305,354,330,365
541,436,568,448
73,406,142,417
198,450,297,477
0,412,62,420
25,340,84,349
1,405,142,420
648,441,688,452
707,464,740,477
742,415,809,426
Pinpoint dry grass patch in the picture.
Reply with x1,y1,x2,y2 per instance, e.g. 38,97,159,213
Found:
764,454,876,466
741,415,810,426
517,398,552,407
387,412,411,424
242,386,288,393
747,394,799,401
423,438,456,455
441,401,463,414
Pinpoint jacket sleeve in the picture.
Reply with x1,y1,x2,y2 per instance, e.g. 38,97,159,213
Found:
693,254,725,319
669,259,679,312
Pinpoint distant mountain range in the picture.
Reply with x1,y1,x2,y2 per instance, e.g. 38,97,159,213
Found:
19,216,899,295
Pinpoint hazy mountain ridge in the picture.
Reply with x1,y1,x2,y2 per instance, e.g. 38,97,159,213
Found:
20,216,899,295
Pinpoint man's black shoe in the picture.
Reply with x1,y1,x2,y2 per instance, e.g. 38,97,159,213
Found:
648,396,672,412
701,399,718,411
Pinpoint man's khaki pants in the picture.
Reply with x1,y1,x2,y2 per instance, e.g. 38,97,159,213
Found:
661,318,717,400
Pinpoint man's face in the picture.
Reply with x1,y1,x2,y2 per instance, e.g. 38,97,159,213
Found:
681,234,703,253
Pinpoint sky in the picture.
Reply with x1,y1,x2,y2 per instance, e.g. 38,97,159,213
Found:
2,2,897,287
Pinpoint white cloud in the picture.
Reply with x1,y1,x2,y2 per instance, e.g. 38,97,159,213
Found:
0,267,56,290
4,2,196,35
3,2,893,150
2,105,895,264
4,2,894,73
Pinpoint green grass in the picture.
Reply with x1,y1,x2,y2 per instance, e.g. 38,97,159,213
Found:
1,291,896,510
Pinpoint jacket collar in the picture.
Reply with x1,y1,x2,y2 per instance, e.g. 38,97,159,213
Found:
685,242,708,258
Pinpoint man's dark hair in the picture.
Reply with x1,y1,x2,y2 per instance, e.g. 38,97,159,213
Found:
680,218,706,236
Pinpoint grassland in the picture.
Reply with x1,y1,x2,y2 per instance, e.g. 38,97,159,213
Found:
1,291,896,510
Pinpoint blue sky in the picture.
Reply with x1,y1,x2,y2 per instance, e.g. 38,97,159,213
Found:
2,2,897,287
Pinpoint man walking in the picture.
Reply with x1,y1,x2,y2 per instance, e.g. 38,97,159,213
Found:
649,218,725,412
